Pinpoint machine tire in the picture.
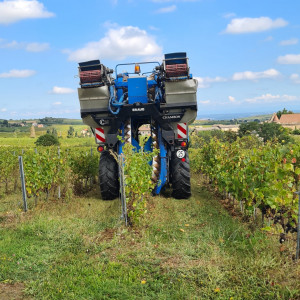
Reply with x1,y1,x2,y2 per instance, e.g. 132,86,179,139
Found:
99,150,119,200
170,151,191,199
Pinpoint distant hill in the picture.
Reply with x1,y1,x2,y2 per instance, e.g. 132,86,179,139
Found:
236,114,272,122
61,119,84,125
38,117,84,125
193,113,272,126
5,118,84,125
197,112,273,121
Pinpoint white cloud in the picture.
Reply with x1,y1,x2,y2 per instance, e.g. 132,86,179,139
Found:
194,76,227,88
68,25,162,61
142,54,164,62
290,73,300,84
152,0,198,2
149,25,159,31
152,0,171,2
264,36,273,42
0,40,18,48
228,96,236,102
280,38,298,46
195,69,280,88
0,0,54,25
50,86,75,94
194,77,206,88
1,108,7,112
11,108,80,118
0,69,36,78
232,69,280,81
155,5,176,13
25,42,49,52
277,54,300,64
245,93,297,104
0,39,49,52
199,100,211,104
223,12,236,19
224,17,288,34
103,21,118,29
52,102,62,105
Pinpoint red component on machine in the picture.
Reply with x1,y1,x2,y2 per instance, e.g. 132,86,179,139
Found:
95,127,106,143
80,70,102,84
97,146,104,152
165,64,187,77
181,141,187,147
177,123,187,139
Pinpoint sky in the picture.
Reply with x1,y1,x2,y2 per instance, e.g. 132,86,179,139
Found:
0,0,300,120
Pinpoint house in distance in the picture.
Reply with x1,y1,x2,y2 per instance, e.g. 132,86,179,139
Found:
269,113,300,130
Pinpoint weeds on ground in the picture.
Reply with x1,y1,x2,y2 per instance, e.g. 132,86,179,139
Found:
0,178,299,299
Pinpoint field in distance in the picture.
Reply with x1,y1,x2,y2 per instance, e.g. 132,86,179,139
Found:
0,118,95,147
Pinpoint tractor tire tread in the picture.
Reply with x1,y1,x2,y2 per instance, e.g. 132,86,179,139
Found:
99,151,119,200
171,152,191,199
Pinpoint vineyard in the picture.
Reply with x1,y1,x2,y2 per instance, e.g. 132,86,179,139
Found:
0,146,99,206
189,136,300,238
1,137,300,233
1,138,300,298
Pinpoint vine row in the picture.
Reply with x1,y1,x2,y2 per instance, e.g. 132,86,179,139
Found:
0,147,99,200
189,137,300,234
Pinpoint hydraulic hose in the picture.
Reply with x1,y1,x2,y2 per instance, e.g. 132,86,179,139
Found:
108,85,127,115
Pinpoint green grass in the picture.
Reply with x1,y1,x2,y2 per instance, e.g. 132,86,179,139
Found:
61,119,84,125
0,135,95,148
293,135,300,143
0,179,300,299
0,123,91,138
40,124,91,138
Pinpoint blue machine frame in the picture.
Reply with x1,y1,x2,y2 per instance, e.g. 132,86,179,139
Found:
78,53,196,199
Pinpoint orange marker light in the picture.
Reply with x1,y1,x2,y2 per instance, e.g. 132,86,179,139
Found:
135,64,141,74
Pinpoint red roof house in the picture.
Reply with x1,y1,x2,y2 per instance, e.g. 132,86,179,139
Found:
270,113,300,129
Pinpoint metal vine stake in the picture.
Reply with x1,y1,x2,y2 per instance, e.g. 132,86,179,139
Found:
295,190,300,260
118,154,127,226
18,156,28,212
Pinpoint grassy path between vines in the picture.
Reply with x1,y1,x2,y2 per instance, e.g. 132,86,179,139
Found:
0,176,300,299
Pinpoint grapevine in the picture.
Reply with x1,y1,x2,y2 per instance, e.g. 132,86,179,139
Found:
0,146,100,202
0,147,19,194
121,137,158,225
190,137,300,235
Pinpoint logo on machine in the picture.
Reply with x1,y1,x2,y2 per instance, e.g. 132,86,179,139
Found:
162,115,181,120
99,119,110,126
132,108,145,112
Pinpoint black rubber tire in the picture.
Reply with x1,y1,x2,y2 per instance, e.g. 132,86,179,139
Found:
99,150,119,200
170,151,191,199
